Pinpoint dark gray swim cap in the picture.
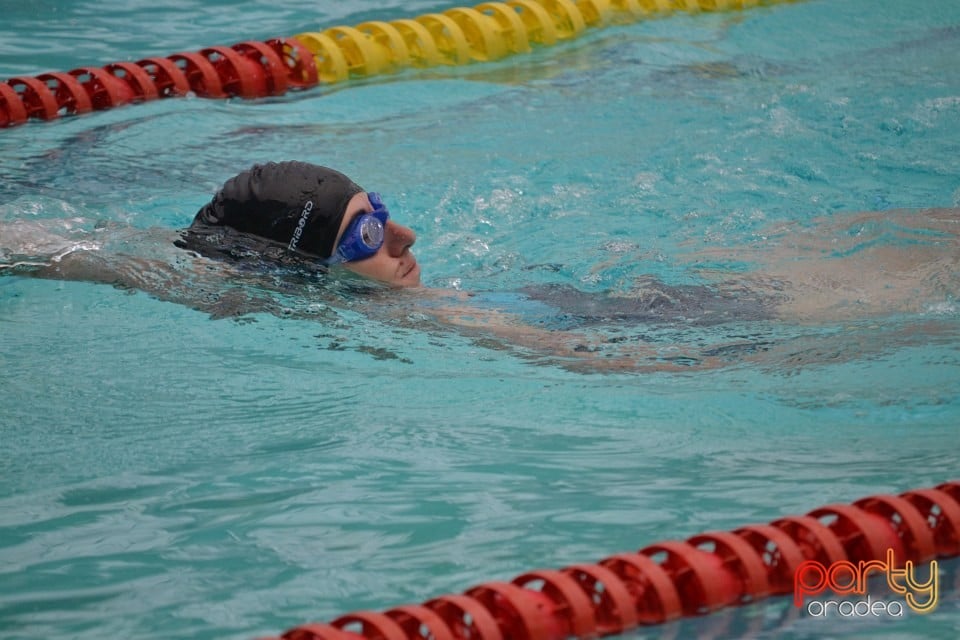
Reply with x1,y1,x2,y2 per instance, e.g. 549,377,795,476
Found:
189,161,364,259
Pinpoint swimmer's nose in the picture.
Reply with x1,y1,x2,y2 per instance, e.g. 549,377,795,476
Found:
385,221,416,257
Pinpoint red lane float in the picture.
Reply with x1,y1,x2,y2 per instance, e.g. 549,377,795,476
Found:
35,71,93,115
230,41,290,96
260,480,960,640
73,67,131,109
0,81,28,127
104,62,160,103
167,52,226,98
0,35,321,128
6,76,59,120
265,37,320,89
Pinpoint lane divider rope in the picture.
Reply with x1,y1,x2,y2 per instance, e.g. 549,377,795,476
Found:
259,480,960,640
0,0,798,128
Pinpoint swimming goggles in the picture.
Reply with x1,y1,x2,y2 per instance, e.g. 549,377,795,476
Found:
324,192,389,265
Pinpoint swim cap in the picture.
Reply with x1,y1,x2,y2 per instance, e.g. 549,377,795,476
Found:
189,161,363,259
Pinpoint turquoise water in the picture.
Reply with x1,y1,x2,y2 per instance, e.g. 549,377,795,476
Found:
2,1,960,639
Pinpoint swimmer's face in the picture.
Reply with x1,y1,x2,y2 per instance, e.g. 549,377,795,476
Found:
333,191,421,287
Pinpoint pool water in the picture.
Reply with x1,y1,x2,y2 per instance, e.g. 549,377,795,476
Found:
2,1,959,639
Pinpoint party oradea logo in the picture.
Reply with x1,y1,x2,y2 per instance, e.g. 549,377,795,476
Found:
794,549,939,618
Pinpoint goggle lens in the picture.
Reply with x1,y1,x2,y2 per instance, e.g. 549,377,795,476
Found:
323,192,390,265
360,216,384,248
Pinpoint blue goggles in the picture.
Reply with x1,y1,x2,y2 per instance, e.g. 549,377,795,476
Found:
324,192,389,265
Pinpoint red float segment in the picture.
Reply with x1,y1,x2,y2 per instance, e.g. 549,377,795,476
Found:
808,504,902,564
332,611,410,640
732,524,807,595
900,488,960,556
137,57,191,97
466,582,558,640
598,552,683,624
687,531,771,603
384,605,456,640
267,37,320,89
67,67,130,109
36,72,92,115
854,494,938,563
0,82,29,127
168,52,225,98
639,541,740,615
512,570,597,639
561,563,639,634
202,46,267,98
770,515,847,566
424,594,504,640
6,76,60,120
104,62,160,102
232,41,290,95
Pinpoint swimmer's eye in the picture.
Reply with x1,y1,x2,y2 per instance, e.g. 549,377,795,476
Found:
360,216,384,248
323,192,390,265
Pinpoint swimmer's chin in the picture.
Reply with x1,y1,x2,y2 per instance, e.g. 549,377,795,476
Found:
388,257,421,288
401,262,422,287
340,264,422,289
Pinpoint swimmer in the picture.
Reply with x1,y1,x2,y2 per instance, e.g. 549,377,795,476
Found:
175,161,422,288
2,161,958,372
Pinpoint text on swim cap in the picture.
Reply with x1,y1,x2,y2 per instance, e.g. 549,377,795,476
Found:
288,200,314,251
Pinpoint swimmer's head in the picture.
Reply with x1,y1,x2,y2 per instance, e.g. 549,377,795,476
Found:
191,161,361,259
183,161,420,287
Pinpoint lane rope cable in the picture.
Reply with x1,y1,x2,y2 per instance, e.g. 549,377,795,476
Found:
0,0,800,128
260,480,959,640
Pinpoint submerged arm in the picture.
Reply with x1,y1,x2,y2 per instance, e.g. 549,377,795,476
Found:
2,223,281,320
421,297,725,373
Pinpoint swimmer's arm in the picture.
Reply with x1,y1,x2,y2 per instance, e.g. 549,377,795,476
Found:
31,248,275,320
31,249,152,288
2,221,177,291
425,301,723,373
